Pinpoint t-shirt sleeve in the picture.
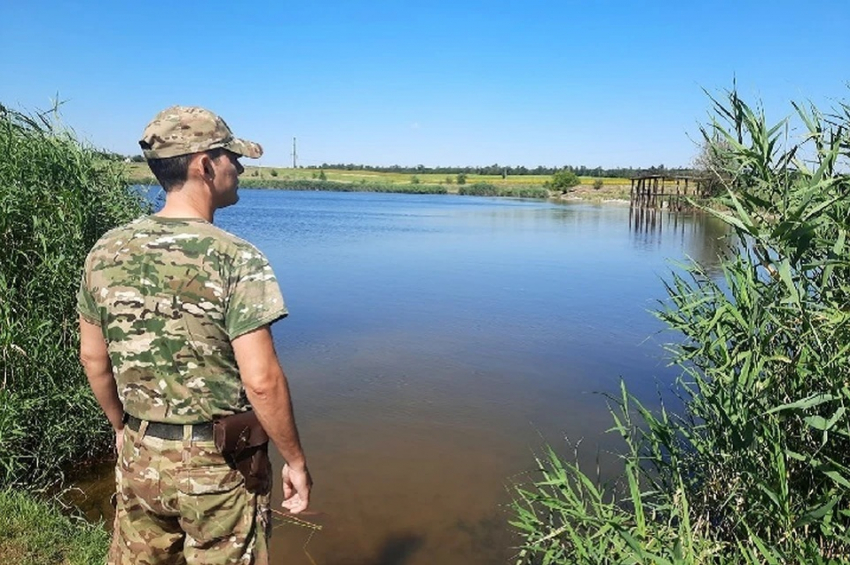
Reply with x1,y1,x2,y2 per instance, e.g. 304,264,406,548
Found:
225,246,288,339
76,256,101,326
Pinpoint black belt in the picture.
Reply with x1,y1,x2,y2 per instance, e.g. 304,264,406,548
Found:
125,415,215,441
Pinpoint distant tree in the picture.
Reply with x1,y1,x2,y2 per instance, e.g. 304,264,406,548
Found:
131,154,145,163
456,173,467,185
318,169,327,181
549,170,580,193
692,134,734,197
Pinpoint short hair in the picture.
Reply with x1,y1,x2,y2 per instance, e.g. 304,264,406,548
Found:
142,148,227,191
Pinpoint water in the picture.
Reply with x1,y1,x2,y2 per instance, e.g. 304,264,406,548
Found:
71,189,729,564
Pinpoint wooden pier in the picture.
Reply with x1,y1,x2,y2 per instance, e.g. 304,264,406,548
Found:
630,175,704,210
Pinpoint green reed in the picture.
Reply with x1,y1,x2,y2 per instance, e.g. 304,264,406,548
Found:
510,87,850,563
0,103,150,488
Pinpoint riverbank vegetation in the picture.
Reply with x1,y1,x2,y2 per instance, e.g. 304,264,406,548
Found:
1,103,148,564
241,177,450,194
0,489,109,565
0,103,149,489
510,89,850,563
0,103,142,556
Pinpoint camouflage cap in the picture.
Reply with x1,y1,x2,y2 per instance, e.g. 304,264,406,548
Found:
139,106,263,160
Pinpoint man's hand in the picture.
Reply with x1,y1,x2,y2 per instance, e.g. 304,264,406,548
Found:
115,428,124,457
281,463,312,514
234,326,311,511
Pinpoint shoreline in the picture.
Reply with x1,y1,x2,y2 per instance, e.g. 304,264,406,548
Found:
123,162,633,202
129,175,633,203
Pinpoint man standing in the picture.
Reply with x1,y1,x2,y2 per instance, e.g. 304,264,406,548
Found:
77,106,311,564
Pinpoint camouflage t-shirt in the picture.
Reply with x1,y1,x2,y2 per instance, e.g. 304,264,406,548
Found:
77,216,287,424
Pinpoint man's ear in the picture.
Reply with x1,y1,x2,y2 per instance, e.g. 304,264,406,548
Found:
190,153,215,182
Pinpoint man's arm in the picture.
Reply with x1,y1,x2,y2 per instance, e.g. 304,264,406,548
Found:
232,325,311,514
79,316,124,450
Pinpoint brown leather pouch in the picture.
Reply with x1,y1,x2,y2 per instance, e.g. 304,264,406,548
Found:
213,410,271,493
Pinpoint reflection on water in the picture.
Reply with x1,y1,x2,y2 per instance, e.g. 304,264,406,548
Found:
630,205,732,276
72,191,730,565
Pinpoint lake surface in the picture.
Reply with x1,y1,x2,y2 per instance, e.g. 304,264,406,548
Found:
73,189,729,564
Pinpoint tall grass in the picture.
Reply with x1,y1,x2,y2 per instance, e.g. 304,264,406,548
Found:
511,87,850,563
0,103,150,488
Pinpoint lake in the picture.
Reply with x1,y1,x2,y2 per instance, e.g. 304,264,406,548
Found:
72,189,729,564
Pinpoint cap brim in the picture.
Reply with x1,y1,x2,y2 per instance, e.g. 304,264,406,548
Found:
225,137,263,159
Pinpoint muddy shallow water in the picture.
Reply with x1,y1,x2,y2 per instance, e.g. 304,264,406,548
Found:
70,190,728,564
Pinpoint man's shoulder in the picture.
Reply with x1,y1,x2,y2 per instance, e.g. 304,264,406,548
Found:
86,216,148,258
93,216,147,242
182,221,269,266
90,216,256,251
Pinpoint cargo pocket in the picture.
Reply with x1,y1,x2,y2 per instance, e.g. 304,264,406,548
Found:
116,427,143,497
177,443,250,543
178,460,244,495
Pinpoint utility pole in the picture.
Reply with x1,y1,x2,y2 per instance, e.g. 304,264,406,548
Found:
291,137,297,168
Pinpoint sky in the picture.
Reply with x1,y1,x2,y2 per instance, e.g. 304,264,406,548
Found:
2,1,848,169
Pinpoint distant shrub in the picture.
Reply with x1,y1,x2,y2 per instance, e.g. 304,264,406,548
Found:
593,178,604,190
456,173,467,185
549,170,580,193
269,169,278,177
411,175,420,184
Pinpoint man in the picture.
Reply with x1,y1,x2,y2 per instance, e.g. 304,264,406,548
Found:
77,106,311,565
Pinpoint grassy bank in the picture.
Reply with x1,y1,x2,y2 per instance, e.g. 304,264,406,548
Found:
0,490,109,565
510,89,850,563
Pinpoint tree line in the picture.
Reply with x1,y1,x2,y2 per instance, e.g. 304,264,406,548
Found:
306,163,692,178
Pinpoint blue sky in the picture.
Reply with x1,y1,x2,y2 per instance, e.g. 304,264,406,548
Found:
2,1,848,169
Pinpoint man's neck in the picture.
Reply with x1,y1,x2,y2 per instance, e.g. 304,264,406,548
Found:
155,181,215,222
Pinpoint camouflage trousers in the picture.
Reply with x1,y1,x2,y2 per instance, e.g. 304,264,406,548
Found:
108,423,271,565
